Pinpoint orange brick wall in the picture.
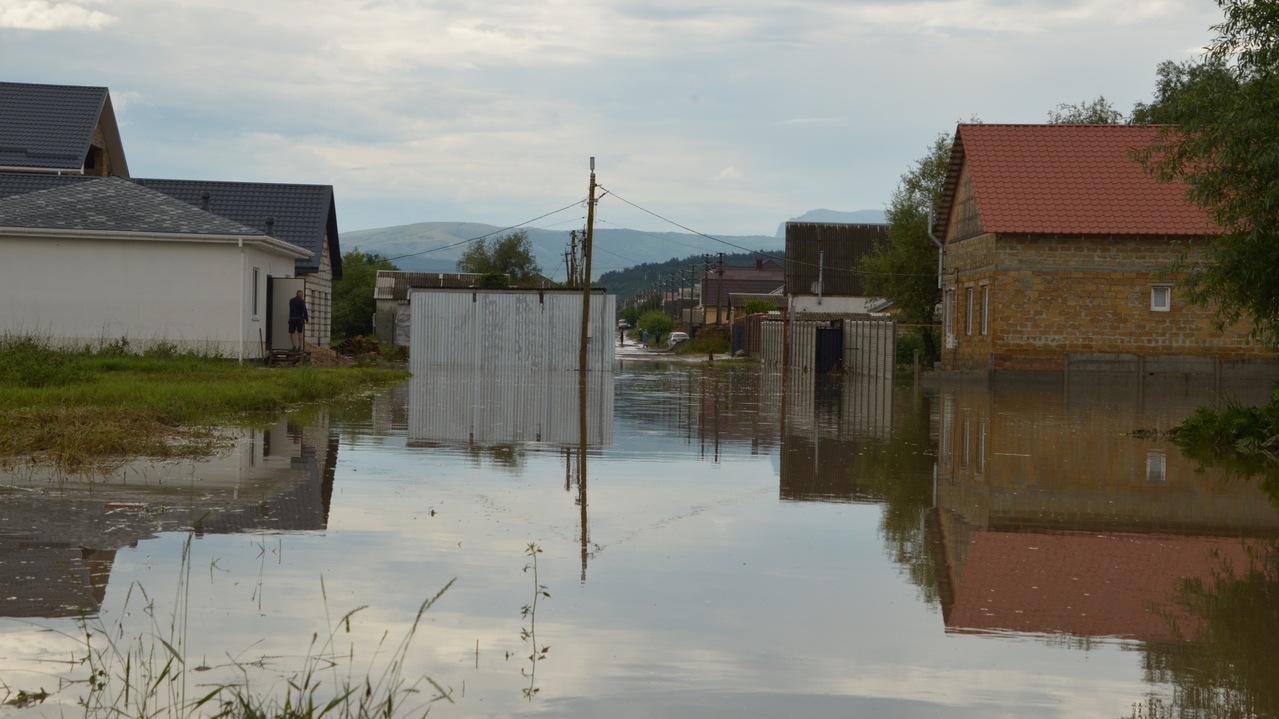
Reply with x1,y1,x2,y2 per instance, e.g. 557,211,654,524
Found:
941,233,1274,371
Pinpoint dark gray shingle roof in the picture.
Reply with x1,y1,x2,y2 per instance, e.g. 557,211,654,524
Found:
0,81,108,172
0,176,268,236
0,173,340,276
137,178,342,278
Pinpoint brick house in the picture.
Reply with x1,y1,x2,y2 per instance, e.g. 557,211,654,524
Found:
932,123,1278,373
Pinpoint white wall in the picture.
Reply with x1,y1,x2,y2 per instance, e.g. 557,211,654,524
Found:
0,233,300,358
789,296,877,315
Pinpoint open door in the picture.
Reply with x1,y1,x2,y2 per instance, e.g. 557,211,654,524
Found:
268,277,306,351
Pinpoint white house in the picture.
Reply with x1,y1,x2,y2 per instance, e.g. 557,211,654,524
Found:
0,177,311,359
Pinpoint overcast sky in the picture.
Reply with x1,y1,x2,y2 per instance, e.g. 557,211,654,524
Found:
2,0,1219,238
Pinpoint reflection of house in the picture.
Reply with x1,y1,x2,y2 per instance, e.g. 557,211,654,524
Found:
929,375,1279,642
777,374,900,502
0,416,338,618
373,270,486,345
0,81,342,354
933,123,1278,373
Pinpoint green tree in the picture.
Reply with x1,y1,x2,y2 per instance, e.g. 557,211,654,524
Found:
1130,59,1238,125
456,230,543,285
332,249,397,341
741,298,777,315
637,310,673,345
1047,95,1126,124
858,132,952,361
1134,0,1279,347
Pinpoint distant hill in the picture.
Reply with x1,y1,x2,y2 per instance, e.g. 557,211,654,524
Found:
775,209,886,237
597,249,784,305
342,222,782,280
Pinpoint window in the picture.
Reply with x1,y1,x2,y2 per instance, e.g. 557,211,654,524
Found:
943,288,954,344
1151,285,1171,312
965,287,974,335
980,285,990,335
252,268,260,316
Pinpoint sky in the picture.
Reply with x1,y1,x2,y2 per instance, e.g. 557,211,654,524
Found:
1,0,1221,238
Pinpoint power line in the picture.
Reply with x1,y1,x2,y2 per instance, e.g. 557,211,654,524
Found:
596,186,934,280
384,200,586,262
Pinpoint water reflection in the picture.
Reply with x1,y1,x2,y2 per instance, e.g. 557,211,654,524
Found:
3,366,1279,718
0,416,337,618
929,373,1279,716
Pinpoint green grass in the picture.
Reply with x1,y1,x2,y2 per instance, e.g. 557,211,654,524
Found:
0,337,409,473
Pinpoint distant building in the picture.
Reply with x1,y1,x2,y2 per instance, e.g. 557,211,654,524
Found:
373,270,487,344
784,222,888,316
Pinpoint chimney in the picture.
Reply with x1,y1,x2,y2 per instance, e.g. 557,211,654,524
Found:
200,190,210,211
756,258,763,270
265,216,275,235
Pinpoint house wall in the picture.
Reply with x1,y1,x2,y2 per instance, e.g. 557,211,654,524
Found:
941,232,1277,372
0,233,297,358
303,238,333,347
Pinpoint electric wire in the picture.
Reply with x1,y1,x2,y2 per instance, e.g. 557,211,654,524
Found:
383,199,586,262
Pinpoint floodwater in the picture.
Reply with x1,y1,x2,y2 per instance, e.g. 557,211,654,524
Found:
1,362,1278,718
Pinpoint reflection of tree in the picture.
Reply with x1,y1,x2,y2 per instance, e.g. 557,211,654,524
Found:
1139,541,1279,718
464,444,525,470
855,385,941,606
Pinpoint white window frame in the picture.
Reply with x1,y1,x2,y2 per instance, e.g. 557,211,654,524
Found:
1151,285,1171,312
980,285,990,335
965,287,974,336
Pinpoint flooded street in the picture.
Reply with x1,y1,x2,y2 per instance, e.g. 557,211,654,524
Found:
2,364,1277,718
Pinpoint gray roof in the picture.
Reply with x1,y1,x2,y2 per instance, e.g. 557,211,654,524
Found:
138,178,342,278
0,81,128,175
0,173,340,276
0,176,268,236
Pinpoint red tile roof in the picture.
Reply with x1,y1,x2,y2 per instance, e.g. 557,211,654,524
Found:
935,124,1216,238
947,529,1256,642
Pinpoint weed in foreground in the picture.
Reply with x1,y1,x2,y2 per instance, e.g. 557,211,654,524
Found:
22,529,454,719
517,543,550,701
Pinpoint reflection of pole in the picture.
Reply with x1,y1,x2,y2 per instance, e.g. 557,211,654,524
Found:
578,158,597,374
577,373,590,582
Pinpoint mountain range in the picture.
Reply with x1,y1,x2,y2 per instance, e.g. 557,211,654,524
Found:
342,208,886,279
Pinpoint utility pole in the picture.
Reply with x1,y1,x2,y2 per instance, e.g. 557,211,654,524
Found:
577,158,597,374
716,252,725,325
688,264,696,328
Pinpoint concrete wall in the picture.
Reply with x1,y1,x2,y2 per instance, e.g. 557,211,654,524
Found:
941,232,1279,372
0,233,300,358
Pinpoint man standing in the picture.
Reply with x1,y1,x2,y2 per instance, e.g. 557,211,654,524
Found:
289,289,308,352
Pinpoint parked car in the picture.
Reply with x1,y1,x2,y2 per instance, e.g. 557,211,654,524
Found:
667,331,690,347
618,319,631,329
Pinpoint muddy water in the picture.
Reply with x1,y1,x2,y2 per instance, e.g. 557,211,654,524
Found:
1,365,1277,718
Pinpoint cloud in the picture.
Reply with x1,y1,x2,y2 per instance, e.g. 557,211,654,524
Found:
0,0,116,29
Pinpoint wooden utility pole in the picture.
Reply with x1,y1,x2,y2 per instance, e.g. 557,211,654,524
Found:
577,158,597,374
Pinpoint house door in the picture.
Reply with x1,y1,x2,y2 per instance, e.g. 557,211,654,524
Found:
815,324,844,373
268,277,306,351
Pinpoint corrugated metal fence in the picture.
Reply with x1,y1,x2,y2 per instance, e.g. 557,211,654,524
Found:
409,288,615,372
760,316,895,377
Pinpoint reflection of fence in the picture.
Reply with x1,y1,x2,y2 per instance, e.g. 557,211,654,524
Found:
777,371,895,440
760,316,895,377
408,368,614,447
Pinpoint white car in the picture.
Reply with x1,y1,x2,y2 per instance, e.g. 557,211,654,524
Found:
667,331,690,347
